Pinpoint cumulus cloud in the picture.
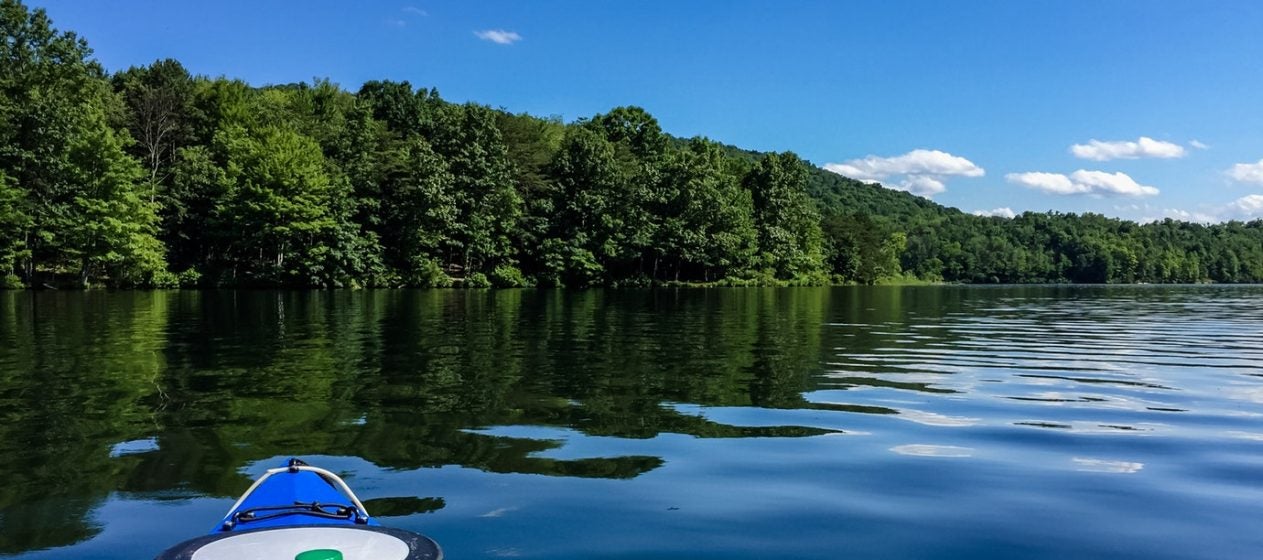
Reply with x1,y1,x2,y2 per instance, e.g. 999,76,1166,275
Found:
1227,159,1263,185
1005,171,1082,195
973,207,1017,219
1070,137,1186,161
825,149,984,180
822,149,983,198
1132,195,1263,224
474,29,522,45
894,175,946,197
1226,194,1263,218
1153,208,1219,224
1006,170,1159,198
1073,170,1161,197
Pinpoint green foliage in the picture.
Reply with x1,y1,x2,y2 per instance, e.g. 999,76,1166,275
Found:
147,269,179,288
538,126,621,285
464,272,491,288
378,137,458,274
426,103,522,273
211,123,339,284
4,1,1263,289
0,171,29,276
111,59,194,196
744,152,826,280
176,267,201,287
406,258,452,288
653,138,757,282
489,264,530,288
587,106,668,161
0,0,170,287
62,104,167,286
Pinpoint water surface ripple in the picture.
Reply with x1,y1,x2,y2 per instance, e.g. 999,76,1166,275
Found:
1,286,1262,559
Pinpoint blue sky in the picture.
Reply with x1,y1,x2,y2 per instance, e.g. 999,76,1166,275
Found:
32,0,1263,222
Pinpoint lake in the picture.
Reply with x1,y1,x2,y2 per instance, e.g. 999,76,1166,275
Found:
1,286,1262,559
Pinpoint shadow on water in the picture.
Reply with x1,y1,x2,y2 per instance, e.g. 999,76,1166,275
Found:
0,288,837,554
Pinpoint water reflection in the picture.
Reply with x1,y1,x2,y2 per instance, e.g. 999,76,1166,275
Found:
1,286,1262,559
0,288,834,554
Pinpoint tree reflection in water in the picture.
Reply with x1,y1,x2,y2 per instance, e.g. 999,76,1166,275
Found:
0,288,844,554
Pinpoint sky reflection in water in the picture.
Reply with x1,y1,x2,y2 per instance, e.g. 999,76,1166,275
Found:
1,286,1262,559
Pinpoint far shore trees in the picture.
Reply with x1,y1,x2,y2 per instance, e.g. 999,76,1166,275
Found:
2,0,1262,288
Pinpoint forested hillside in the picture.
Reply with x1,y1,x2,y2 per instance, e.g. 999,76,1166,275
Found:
2,0,1262,289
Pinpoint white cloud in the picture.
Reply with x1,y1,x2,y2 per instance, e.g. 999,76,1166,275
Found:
1005,171,1084,195
973,207,1017,219
1006,170,1159,198
1189,139,1209,150
1226,194,1263,218
403,6,427,16
1227,159,1263,185
1072,170,1160,197
893,175,946,197
474,29,522,45
1151,208,1218,224
1070,137,1186,161
824,149,984,180
822,149,983,198
1135,195,1263,224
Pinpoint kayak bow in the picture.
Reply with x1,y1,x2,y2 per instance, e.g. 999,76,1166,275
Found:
154,458,442,560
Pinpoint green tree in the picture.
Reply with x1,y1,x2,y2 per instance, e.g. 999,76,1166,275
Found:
111,58,194,201
654,138,757,282
427,103,523,275
539,126,623,286
587,107,666,277
378,138,459,286
743,152,826,282
587,106,668,161
165,145,226,277
0,170,28,287
61,106,166,286
211,124,338,285
0,0,167,286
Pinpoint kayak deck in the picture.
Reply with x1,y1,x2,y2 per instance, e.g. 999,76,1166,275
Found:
216,460,375,531
154,525,441,560
153,458,442,560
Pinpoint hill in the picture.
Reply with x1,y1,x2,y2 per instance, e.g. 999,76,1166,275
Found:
2,0,1262,289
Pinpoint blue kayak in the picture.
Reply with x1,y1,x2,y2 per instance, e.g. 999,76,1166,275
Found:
154,458,442,560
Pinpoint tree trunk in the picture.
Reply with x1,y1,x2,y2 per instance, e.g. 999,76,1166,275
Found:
21,231,33,282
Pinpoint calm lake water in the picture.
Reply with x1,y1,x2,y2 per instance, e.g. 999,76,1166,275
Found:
2,286,1262,559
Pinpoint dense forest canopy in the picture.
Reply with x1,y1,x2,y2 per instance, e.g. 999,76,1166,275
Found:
2,0,1261,288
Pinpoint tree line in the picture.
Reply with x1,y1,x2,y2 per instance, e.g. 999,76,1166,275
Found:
2,0,1262,289
808,168,1263,284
